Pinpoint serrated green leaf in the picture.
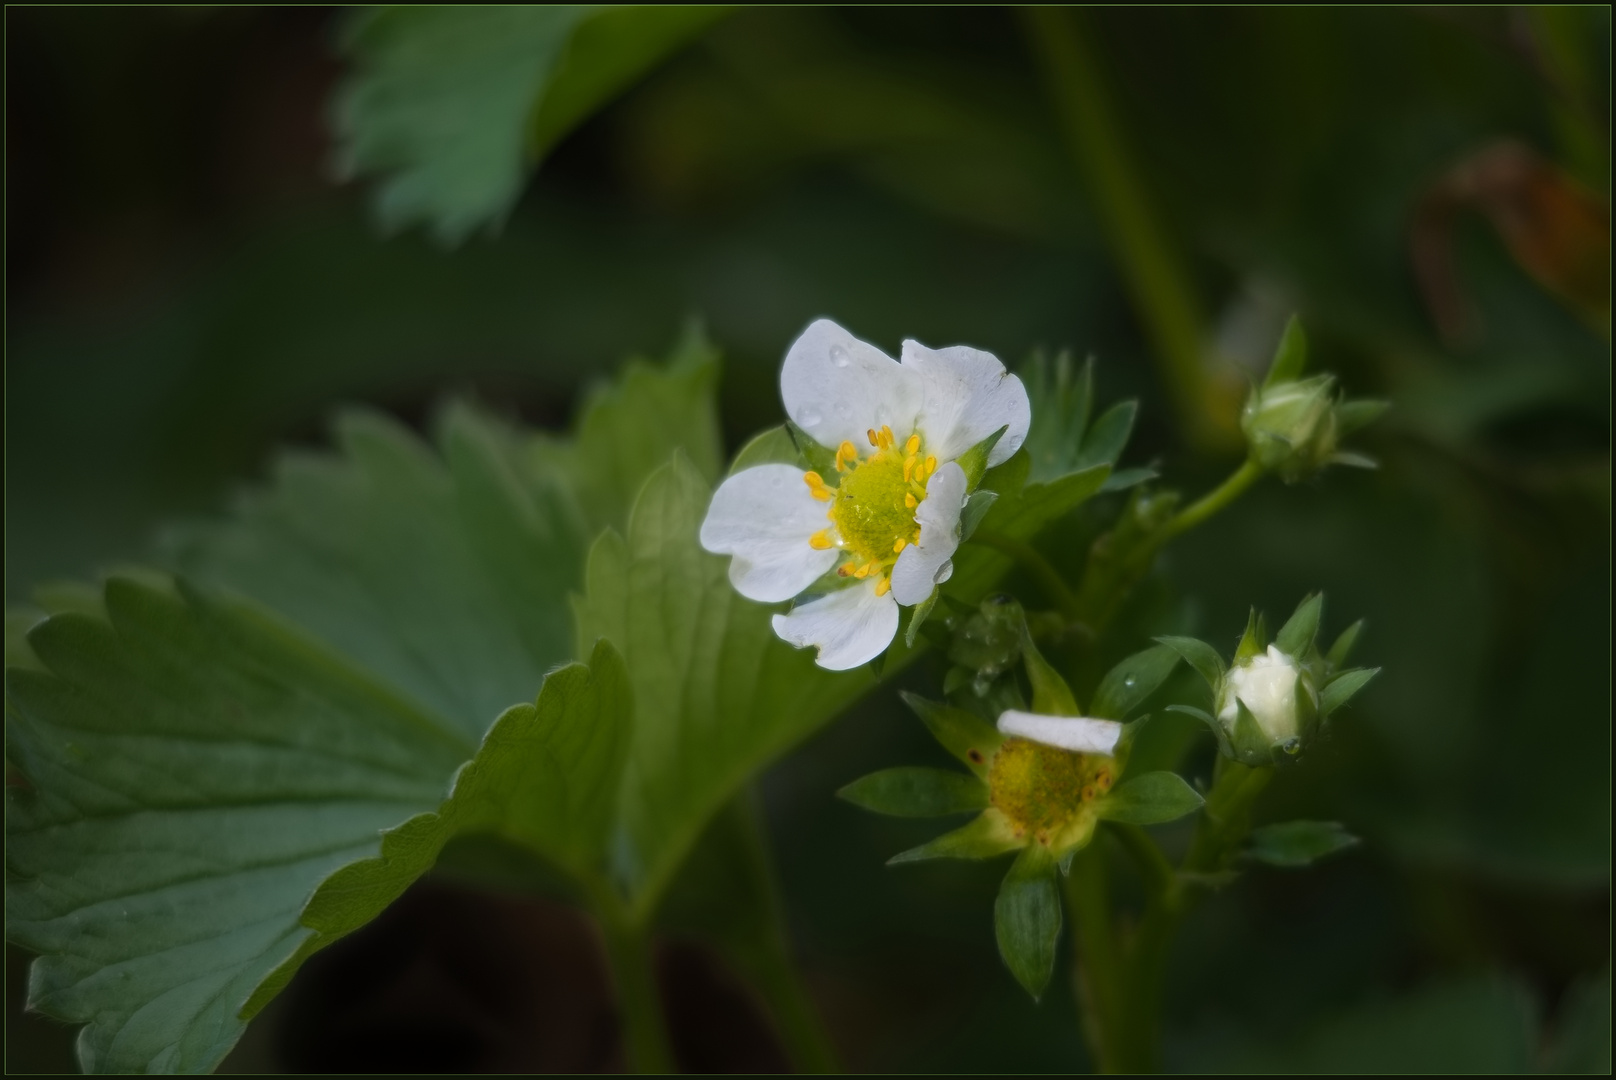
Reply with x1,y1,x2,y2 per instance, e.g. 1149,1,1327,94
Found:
572,456,876,906
1091,644,1180,720
6,578,469,1073
1094,770,1205,825
1080,399,1138,469
1155,635,1226,688
333,6,724,243
1275,592,1324,657
1264,313,1308,387
1322,667,1379,715
994,842,1061,999
901,692,1006,779
1245,820,1359,867
888,809,1022,864
839,767,989,818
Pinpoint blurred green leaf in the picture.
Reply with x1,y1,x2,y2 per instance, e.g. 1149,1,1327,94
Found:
1324,617,1364,669
1090,643,1180,720
1321,667,1379,715
1093,770,1204,825
1245,820,1359,868
1155,635,1225,688
839,766,988,818
994,843,1061,1000
1264,314,1308,387
334,6,724,243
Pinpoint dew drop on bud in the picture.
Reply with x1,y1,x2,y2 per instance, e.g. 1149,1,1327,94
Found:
1281,737,1302,756
829,345,850,368
800,409,823,427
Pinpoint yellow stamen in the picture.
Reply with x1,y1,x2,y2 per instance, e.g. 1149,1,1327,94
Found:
880,425,895,449
809,529,836,550
803,471,834,501
924,454,937,477
854,562,872,579
837,441,858,471
838,563,854,577
903,455,916,482
874,576,892,597
905,493,917,508
867,428,879,447
893,538,907,553
905,434,921,456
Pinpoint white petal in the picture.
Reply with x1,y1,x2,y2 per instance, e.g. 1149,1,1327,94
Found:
781,319,925,453
901,339,1031,466
770,580,899,671
890,461,967,605
700,464,838,603
997,712,1123,756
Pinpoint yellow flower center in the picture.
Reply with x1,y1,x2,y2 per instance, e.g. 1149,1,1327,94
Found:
802,426,937,595
988,737,1114,850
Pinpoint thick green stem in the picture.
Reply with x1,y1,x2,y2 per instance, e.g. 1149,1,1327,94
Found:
972,529,1083,620
1165,458,1264,539
1063,844,1126,1073
1020,6,1220,451
596,898,677,1074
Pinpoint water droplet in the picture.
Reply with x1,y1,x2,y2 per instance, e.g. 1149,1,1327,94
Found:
1123,676,1137,688
829,345,850,368
800,409,823,427
834,401,852,417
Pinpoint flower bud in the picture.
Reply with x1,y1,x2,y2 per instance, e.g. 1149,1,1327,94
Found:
1241,375,1341,482
1216,643,1318,755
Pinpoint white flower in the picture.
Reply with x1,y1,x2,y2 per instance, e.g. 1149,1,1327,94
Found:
700,318,1030,671
1217,644,1316,742
996,711,1123,756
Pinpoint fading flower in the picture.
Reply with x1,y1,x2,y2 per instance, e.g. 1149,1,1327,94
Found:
700,319,1030,670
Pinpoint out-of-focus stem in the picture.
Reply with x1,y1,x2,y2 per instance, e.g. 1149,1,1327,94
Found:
1165,458,1264,538
972,529,1083,620
1020,6,1219,450
594,896,677,1074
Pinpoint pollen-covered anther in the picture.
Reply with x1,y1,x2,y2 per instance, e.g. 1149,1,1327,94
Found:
836,441,859,472
803,471,834,501
904,434,921,456
923,454,937,478
874,576,891,597
809,529,837,550
893,538,907,553
904,493,918,508
854,563,872,579
903,456,917,482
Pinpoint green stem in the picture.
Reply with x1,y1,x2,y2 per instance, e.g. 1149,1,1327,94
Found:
1164,458,1264,539
1063,844,1126,1073
595,894,677,1074
971,529,1082,620
1020,6,1220,451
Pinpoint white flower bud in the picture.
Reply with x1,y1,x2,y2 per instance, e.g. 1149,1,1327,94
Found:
1217,644,1316,744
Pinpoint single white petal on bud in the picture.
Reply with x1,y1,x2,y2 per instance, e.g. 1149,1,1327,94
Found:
1217,644,1313,742
997,711,1123,756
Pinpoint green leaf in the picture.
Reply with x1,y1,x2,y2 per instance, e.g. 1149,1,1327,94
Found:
1094,770,1205,825
730,424,806,474
994,843,1062,1000
1090,644,1180,720
1019,350,1094,484
1100,465,1158,492
1264,313,1308,387
958,489,999,542
1326,618,1365,669
1322,667,1379,715
1335,397,1390,434
901,693,1005,779
1274,592,1324,657
1245,820,1359,867
956,425,1009,489
572,455,875,906
333,6,724,243
535,325,723,536
839,767,989,818
6,578,625,1073
1080,399,1138,469
1155,635,1226,688
888,810,1023,864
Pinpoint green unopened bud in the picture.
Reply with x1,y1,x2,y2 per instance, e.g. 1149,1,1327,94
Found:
1242,375,1341,482
1216,643,1319,754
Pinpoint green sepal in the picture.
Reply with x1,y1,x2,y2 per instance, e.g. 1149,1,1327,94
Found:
978,446,1031,497
1274,592,1324,657
1166,703,1232,756
839,767,989,818
888,809,1022,864
904,587,942,649
1231,699,1278,764
1334,398,1390,435
1321,667,1379,715
901,692,1005,779
1022,633,1080,716
1264,314,1308,388
1155,635,1225,689
1111,713,1153,770
956,425,1009,490
1235,607,1268,662
728,424,805,474
994,843,1061,1000
1245,820,1359,867
784,419,839,477
1326,618,1365,670
1093,771,1205,825
1328,451,1379,469
959,489,999,543
1090,644,1180,720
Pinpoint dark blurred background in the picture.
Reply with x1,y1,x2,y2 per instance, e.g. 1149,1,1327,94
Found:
5,6,1608,1073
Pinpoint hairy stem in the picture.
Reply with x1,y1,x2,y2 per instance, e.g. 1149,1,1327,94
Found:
1165,458,1264,538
